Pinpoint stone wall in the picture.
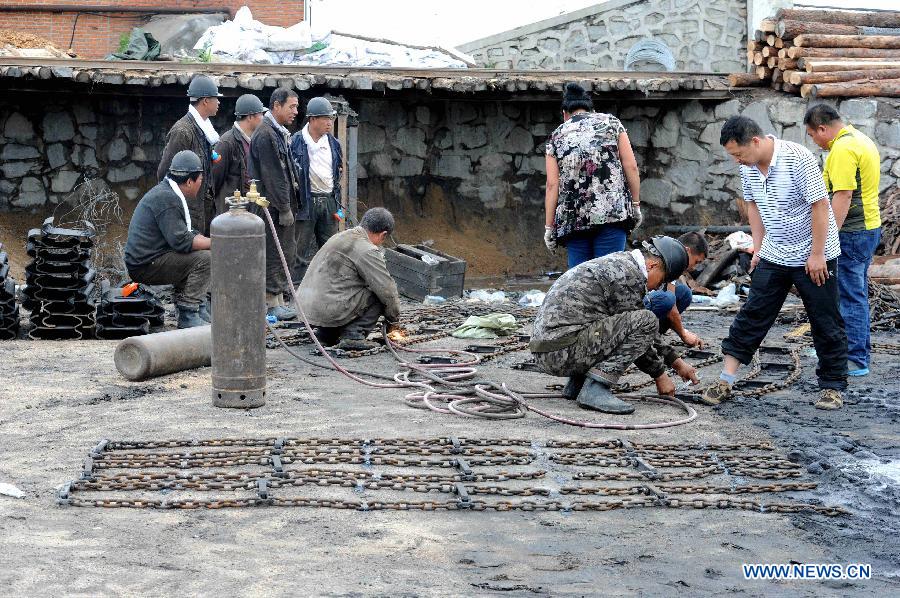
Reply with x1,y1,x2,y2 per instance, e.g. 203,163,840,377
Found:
0,95,238,210
460,0,747,72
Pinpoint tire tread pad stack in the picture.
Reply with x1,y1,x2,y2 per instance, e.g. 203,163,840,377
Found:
0,243,20,340
95,280,165,340
23,217,97,340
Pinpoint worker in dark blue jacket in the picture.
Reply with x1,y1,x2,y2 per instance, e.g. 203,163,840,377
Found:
289,96,343,283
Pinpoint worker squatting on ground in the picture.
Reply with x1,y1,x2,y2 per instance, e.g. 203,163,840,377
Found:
644,231,709,349
804,104,883,378
703,115,848,410
289,97,344,284
157,75,221,236
124,150,212,329
529,236,699,415
210,94,267,215
298,208,401,352
248,88,303,321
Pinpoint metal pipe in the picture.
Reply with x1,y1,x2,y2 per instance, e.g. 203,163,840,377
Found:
0,5,232,16
114,325,211,381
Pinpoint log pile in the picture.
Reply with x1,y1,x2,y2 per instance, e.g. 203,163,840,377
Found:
730,8,900,98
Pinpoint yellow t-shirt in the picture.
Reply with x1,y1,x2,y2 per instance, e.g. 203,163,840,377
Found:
822,125,881,232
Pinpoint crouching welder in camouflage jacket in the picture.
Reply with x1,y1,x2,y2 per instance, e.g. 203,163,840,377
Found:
529,251,680,381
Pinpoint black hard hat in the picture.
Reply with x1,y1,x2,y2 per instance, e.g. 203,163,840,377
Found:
645,236,689,284
187,75,222,99
168,150,203,175
235,94,266,117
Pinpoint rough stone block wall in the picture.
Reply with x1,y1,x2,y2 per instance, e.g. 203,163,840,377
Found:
1,0,304,58
464,0,747,72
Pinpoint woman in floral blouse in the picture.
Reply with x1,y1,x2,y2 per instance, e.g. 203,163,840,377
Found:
544,82,642,268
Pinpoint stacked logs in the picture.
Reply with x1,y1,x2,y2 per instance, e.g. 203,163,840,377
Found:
731,8,900,98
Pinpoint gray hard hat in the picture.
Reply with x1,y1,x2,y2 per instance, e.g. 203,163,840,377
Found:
187,75,223,99
168,150,203,175
644,236,689,284
234,94,266,117
306,96,336,118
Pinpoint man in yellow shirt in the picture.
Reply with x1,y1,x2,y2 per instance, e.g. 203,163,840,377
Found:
805,104,882,377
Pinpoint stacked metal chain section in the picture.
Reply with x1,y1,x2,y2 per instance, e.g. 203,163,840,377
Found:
95,280,164,340
0,243,19,340
22,217,97,340
58,437,847,516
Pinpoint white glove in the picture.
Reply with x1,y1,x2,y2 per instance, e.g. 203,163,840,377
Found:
629,203,643,229
544,226,557,252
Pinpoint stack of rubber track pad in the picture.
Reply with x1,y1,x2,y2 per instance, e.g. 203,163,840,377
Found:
95,280,164,340
23,217,97,340
0,242,20,340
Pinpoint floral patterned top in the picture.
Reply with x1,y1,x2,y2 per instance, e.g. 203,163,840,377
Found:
546,112,631,243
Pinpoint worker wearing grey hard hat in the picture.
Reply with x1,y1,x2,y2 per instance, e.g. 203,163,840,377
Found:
289,96,344,284
157,74,223,237
211,94,266,215
126,150,212,329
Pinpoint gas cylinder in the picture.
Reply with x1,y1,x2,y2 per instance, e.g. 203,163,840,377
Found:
210,189,266,408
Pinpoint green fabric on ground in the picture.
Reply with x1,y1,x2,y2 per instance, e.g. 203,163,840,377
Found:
451,313,518,339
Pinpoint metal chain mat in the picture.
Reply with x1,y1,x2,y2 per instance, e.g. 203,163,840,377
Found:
58,437,847,516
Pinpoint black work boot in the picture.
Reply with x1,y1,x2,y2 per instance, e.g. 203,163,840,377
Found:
336,337,379,351
576,372,635,414
562,374,585,400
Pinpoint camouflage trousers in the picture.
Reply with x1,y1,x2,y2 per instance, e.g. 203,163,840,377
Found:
533,310,658,378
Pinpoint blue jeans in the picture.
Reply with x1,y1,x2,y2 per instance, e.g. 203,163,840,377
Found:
838,228,881,368
564,226,627,269
644,282,692,333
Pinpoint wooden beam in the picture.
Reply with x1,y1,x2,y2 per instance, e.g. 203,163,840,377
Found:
756,66,773,79
728,72,767,87
788,47,900,59
777,20,861,39
753,52,764,66
760,18,777,33
801,59,900,73
789,67,900,85
806,78,900,98
777,58,798,70
775,8,900,28
794,34,900,49
781,82,801,94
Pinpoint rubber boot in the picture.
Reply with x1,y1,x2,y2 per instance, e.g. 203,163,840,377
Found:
576,372,635,414
561,374,585,400
176,304,205,329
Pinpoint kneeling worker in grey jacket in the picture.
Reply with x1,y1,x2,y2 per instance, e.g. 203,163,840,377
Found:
125,150,212,329
298,207,401,351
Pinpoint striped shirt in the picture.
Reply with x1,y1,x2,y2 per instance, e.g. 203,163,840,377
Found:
740,136,840,267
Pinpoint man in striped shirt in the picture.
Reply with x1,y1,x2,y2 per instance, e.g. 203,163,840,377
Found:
702,116,848,410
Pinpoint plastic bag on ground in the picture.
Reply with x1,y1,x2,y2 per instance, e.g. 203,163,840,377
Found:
518,290,546,307
451,313,518,339
725,231,754,251
710,283,740,308
0,482,25,499
467,290,506,304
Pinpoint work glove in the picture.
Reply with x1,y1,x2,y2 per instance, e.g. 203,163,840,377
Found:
278,208,294,227
628,202,643,229
544,226,557,253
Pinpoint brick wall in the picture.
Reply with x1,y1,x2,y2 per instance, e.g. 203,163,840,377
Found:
1,0,305,58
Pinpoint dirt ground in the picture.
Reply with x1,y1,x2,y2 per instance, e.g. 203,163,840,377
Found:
1,303,898,596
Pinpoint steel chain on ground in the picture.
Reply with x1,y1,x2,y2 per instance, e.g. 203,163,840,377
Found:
59,437,845,516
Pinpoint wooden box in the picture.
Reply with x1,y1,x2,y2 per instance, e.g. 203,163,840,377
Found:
383,244,466,301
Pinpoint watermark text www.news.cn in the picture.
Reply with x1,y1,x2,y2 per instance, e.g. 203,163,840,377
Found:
743,563,871,580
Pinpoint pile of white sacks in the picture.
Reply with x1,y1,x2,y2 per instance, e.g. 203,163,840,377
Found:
194,6,470,68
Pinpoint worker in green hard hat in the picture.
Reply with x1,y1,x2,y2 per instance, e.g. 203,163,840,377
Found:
158,74,223,236
529,236,698,414
126,150,212,329
289,96,344,284
211,93,266,215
